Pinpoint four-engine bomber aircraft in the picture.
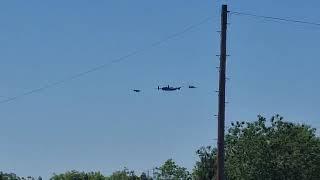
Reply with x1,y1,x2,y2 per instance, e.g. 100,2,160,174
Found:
132,85,196,92
158,85,181,91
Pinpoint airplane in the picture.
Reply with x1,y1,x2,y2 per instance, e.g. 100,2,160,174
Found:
158,85,181,91
132,89,141,92
188,85,197,89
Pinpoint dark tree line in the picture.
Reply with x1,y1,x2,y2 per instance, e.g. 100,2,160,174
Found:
2,115,319,180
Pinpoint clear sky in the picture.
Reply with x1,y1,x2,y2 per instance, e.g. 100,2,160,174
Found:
1,0,320,178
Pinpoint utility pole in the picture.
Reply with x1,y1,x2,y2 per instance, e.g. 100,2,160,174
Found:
217,4,228,180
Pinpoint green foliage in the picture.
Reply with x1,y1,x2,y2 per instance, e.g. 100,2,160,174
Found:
50,170,106,180
140,173,147,180
139,172,152,180
0,172,20,180
225,115,320,180
0,172,37,180
3,115,320,180
192,146,216,180
107,168,139,180
193,115,320,180
155,159,191,180
49,169,140,180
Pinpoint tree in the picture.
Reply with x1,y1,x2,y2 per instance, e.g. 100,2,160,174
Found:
107,168,139,180
193,115,320,180
0,172,21,180
49,169,142,180
140,172,147,180
225,115,320,180
50,170,106,180
26,176,35,180
155,159,191,180
192,146,216,180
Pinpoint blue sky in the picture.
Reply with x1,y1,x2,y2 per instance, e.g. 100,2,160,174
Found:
1,0,320,178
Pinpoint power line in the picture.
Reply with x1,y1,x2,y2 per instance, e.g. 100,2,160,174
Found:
230,11,320,27
0,16,215,104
